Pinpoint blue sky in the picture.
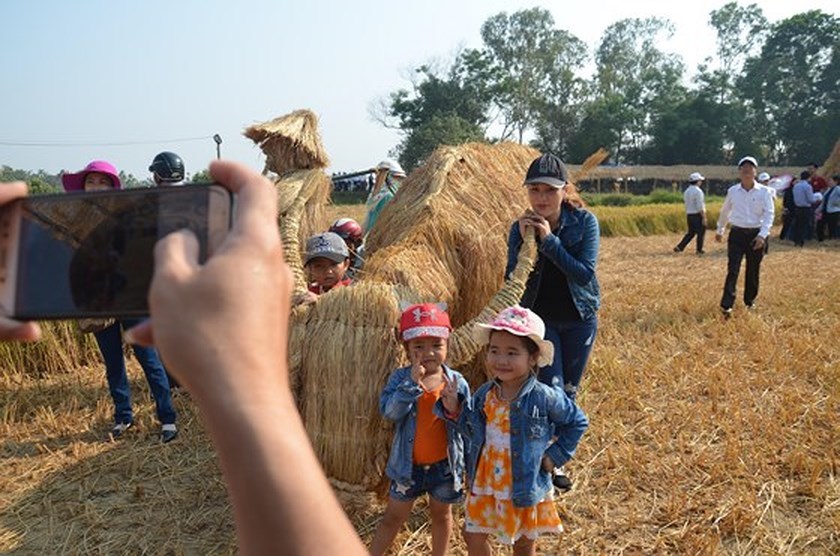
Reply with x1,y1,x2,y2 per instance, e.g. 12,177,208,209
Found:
1,0,836,179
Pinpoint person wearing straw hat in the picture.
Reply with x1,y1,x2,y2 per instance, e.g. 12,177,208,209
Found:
441,305,588,554
363,158,406,236
715,156,775,317
62,160,178,443
370,302,469,556
673,171,707,255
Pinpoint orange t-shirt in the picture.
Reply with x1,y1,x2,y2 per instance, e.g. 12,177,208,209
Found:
413,382,449,465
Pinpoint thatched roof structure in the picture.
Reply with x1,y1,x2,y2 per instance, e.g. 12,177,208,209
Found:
243,109,329,175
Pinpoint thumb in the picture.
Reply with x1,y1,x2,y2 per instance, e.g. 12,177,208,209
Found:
154,229,201,281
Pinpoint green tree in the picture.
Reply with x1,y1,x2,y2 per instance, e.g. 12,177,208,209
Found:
643,92,728,164
397,113,485,171
479,8,587,144
590,17,686,163
740,10,840,164
190,169,212,182
380,58,491,170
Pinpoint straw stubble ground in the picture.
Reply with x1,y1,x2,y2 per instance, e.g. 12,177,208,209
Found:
0,231,837,554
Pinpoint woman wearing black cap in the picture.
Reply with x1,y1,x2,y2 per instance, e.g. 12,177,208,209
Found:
504,153,601,489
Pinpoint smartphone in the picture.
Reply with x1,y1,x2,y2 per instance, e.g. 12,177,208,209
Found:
0,184,232,320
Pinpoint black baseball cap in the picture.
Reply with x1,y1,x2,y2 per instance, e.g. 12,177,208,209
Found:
524,154,569,188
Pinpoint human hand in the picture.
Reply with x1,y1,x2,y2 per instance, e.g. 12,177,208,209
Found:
541,455,555,473
752,236,765,251
441,373,460,415
126,160,292,405
410,359,426,385
0,182,41,342
715,232,723,243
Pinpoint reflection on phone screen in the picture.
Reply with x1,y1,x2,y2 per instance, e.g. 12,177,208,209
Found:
16,188,217,319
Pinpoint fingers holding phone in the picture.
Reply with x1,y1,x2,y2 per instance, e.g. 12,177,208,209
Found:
139,161,293,402
0,181,41,341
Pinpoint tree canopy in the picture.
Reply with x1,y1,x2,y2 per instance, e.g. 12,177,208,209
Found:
377,4,840,169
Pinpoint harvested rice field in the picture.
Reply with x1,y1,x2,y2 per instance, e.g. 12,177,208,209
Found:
1,230,838,554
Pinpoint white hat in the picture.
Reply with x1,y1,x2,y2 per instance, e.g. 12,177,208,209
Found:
375,159,406,177
757,172,770,182
738,156,758,168
474,305,554,368
689,172,704,182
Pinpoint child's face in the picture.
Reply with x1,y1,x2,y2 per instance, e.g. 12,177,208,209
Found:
405,336,448,373
307,257,350,289
485,330,537,384
83,172,114,191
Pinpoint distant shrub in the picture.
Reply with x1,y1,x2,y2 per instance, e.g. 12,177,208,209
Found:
646,188,684,204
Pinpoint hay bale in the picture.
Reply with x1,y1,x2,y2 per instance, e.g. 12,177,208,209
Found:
243,109,329,175
292,282,406,488
274,169,331,293
821,138,840,179
363,142,539,327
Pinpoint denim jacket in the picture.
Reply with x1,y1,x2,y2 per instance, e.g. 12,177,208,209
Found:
455,376,588,507
505,205,601,321
380,365,470,492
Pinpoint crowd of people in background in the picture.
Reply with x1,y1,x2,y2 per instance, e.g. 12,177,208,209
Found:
673,157,837,318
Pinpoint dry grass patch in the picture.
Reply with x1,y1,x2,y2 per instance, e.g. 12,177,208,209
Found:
0,232,837,554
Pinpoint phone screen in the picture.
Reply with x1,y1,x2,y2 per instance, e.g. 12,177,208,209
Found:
6,185,231,319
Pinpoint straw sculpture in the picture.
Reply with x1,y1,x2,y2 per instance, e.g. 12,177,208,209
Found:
243,109,330,175
822,137,840,179
284,142,544,487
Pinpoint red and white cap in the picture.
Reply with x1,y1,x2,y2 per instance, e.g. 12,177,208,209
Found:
399,303,451,341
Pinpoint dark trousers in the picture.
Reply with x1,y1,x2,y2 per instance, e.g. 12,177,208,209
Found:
817,212,839,241
792,207,812,246
720,227,764,310
675,213,705,252
780,210,794,240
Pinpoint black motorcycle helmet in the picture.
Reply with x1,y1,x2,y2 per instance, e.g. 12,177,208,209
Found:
149,151,185,183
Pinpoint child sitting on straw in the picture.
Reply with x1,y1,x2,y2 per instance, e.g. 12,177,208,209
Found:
369,302,470,556
292,231,353,306
441,305,588,555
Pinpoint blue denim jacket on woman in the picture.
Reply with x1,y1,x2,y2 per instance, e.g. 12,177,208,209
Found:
380,365,470,492
505,204,601,321
455,376,588,507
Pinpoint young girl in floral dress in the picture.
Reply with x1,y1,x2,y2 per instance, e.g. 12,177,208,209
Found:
441,305,588,555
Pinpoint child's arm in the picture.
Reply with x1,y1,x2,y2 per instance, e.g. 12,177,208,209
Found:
543,390,589,468
380,368,423,421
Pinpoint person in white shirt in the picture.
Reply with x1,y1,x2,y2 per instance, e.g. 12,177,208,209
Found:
791,171,816,247
673,171,707,254
715,156,775,317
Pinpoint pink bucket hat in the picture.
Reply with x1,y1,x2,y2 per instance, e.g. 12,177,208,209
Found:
61,160,122,192
474,305,555,367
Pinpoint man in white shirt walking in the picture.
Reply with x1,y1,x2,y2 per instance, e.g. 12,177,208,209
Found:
674,171,707,254
715,156,775,317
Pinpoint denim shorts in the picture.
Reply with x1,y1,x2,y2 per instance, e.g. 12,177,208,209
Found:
389,459,463,504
